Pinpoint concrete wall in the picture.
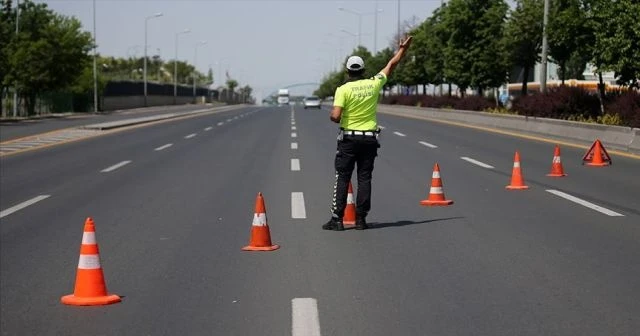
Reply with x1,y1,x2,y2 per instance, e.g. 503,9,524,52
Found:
379,104,640,154
102,95,209,111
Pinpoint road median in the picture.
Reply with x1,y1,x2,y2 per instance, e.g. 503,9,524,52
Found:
378,104,640,155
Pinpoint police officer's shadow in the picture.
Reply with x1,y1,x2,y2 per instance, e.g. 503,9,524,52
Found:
358,216,465,230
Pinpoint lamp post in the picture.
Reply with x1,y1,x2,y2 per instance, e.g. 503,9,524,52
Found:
193,41,207,101
144,12,163,107
540,0,550,93
174,29,191,104
13,0,20,117
338,6,383,50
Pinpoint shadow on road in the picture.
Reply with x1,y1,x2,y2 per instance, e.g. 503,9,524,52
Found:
361,216,465,230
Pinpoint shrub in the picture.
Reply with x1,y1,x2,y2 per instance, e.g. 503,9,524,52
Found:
512,86,600,120
453,95,497,111
605,91,640,128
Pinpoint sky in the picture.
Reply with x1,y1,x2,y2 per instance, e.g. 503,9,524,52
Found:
40,0,445,99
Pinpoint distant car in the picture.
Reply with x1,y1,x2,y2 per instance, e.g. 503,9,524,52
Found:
303,96,322,109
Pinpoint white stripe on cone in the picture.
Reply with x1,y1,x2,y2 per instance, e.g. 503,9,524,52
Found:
347,193,354,204
553,156,561,163
252,213,267,226
78,254,101,269
81,232,96,245
432,171,441,178
430,187,443,194
514,162,520,168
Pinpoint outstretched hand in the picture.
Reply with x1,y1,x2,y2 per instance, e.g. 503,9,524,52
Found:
399,35,413,49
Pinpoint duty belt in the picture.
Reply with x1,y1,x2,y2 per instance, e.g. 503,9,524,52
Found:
343,130,377,136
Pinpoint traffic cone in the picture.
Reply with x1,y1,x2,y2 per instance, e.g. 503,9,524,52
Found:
506,151,529,190
61,217,121,306
420,163,454,206
343,182,356,225
242,193,280,251
547,145,567,177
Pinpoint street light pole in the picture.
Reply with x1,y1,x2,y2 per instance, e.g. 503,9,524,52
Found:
374,1,378,53
13,0,20,117
540,0,550,93
193,41,207,102
174,29,191,104
144,12,163,107
92,0,97,113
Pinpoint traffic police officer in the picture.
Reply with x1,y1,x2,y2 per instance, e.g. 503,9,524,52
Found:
323,36,413,231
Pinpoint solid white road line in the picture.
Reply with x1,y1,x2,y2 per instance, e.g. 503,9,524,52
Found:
291,132,297,138
217,122,224,126
154,143,173,151
101,160,131,173
204,126,212,131
460,156,495,169
291,159,301,171
184,133,196,139
292,298,321,336
419,141,438,148
291,142,298,149
394,131,406,137
0,195,51,219
546,190,624,217
291,193,307,219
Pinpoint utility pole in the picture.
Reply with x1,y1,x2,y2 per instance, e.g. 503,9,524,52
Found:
13,0,20,117
374,1,378,53
92,0,98,113
540,0,550,93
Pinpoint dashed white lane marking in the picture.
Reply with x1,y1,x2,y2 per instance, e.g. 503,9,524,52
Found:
217,122,224,126
101,160,131,173
291,159,301,171
292,126,297,130
204,126,212,131
291,142,298,149
0,195,51,219
184,133,196,139
233,116,238,120
291,193,307,219
419,141,438,148
226,119,232,122
155,143,173,151
292,298,320,336
393,131,406,137
291,132,297,138
460,156,495,169
546,190,624,217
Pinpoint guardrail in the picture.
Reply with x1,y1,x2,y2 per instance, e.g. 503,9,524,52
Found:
378,104,640,154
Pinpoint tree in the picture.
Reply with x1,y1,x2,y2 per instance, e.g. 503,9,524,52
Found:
548,0,593,85
4,0,94,115
422,8,448,95
503,0,544,95
468,0,509,95
588,0,640,89
0,0,14,115
207,68,214,84
443,0,505,96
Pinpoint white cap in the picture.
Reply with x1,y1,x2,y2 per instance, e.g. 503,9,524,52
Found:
345,56,365,71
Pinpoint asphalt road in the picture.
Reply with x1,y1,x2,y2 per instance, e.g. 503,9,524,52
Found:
0,104,220,142
1,104,639,335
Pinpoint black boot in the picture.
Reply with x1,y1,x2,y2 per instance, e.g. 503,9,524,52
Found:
322,217,344,231
355,217,369,230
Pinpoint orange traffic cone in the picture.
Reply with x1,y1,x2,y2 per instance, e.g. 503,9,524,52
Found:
420,163,454,206
61,218,121,306
242,193,280,251
343,182,356,225
547,145,567,177
506,151,529,190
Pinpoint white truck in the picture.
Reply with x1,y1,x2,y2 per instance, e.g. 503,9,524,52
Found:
277,89,290,106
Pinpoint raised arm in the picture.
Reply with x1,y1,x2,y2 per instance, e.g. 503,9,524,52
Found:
380,36,413,77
